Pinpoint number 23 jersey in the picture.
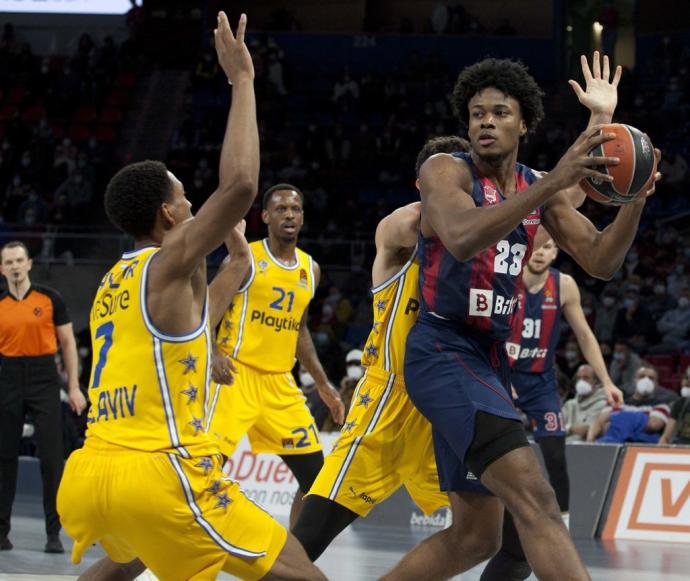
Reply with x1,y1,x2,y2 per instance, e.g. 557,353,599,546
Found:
418,151,541,341
217,239,316,373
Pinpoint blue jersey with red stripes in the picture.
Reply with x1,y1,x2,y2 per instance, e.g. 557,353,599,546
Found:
418,152,541,341
506,268,561,373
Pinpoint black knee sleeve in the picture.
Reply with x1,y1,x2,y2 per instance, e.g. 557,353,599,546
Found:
480,512,531,581
279,451,324,493
291,495,358,561
537,436,569,512
466,411,530,479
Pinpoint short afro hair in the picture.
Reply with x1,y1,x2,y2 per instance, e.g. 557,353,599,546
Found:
415,135,470,176
262,183,304,209
104,160,173,239
451,58,545,135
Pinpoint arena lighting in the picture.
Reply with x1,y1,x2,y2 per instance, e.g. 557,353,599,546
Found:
0,0,141,15
566,25,573,32
593,21,604,33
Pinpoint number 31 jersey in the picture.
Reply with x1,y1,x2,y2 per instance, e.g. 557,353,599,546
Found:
217,239,316,373
418,151,541,341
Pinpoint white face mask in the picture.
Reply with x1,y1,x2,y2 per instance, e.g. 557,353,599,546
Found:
299,371,315,388
565,350,579,362
575,379,593,397
681,387,690,398
636,377,655,396
346,365,364,380
613,352,625,361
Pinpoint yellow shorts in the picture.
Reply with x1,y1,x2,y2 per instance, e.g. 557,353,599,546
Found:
207,359,322,457
57,437,287,581
308,366,448,517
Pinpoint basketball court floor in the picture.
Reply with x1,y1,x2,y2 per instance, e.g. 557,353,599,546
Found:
1,494,688,580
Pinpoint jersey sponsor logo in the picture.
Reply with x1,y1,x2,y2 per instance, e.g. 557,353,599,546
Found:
33,307,42,317
250,309,301,333
258,259,269,274
298,268,308,288
469,289,518,318
349,485,376,505
522,210,541,226
505,343,548,360
91,289,131,321
483,185,498,204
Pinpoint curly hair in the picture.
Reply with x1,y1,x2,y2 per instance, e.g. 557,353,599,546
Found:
104,160,173,239
451,58,545,134
415,135,470,176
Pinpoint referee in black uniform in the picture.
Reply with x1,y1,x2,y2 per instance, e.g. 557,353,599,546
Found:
0,241,86,553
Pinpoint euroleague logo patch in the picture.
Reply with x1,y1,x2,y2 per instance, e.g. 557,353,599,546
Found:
33,307,43,317
298,268,308,288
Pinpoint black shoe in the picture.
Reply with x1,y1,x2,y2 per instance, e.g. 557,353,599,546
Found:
0,536,12,550
44,534,64,553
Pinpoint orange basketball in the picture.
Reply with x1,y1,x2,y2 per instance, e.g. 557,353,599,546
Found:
579,123,657,206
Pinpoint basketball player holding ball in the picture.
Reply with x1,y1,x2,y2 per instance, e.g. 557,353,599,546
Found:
390,52,660,581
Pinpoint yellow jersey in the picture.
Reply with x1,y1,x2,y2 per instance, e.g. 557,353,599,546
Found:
85,246,217,458
217,239,316,373
361,248,419,376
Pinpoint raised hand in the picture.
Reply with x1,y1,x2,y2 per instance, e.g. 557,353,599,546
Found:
548,124,619,190
569,52,622,118
214,11,254,84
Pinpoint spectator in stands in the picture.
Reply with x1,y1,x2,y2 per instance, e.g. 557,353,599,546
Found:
648,279,675,319
667,261,688,300
300,364,329,431
595,287,619,345
587,403,669,444
625,365,678,406
659,380,690,445
612,285,657,352
609,340,643,396
562,364,609,443
652,286,690,352
558,339,584,381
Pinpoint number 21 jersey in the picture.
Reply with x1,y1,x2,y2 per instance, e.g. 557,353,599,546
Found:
418,151,541,341
217,239,316,373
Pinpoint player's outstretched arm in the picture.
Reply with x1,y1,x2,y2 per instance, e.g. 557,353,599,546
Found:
419,129,617,262
560,273,623,406
570,52,621,128
208,220,251,329
159,12,258,278
372,202,420,286
296,262,345,425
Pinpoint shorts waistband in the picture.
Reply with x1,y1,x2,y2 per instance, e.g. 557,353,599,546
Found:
0,354,56,366
363,366,406,391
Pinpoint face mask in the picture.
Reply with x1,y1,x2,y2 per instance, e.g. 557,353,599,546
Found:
636,377,655,395
613,352,625,361
623,298,636,309
575,379,593,396
654,284,666,295
565,350,579,362
602,296,615,307
679,297,690,309
299,371,314,388
681,387,690,398
346,365,364,380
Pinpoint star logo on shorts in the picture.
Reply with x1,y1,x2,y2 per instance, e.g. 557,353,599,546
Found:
343,420,356,433
372,322,382,334
358,393,373,408
196,457,213,475
365,344,378,358
181,383,198,404
224,318,233,329
376,299,387,314
215,491,232,512
207,480,222,495
179,353,198,374
189,417,204,435
220,336,230,347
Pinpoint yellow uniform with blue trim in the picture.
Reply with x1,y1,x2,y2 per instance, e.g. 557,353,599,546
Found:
308,248,448,516
208,238,322,457
57,246,287,581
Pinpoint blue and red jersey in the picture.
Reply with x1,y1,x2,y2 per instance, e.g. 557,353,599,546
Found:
507,268,561,373
418,152,541,341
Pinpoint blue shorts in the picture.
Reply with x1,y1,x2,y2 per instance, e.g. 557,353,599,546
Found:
404,314,521,494
512,369,565,439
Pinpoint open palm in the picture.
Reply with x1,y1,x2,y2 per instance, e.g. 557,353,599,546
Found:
569,51,621,117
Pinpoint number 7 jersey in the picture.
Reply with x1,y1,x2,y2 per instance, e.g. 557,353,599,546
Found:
86,246,217,457
217,239,316,373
